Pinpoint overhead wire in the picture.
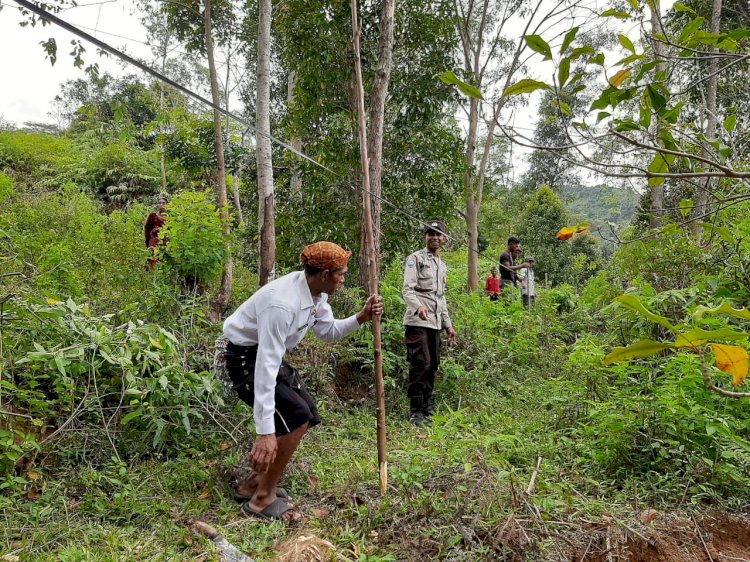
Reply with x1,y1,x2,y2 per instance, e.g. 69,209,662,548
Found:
11,0,530,273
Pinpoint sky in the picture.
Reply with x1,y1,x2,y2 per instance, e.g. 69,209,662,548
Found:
0,0,153,126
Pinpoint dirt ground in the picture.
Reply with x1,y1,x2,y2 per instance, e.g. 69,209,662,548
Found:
570,513,750,562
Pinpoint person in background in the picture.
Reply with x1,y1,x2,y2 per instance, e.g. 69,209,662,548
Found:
223,242,383,522
402,221,457,428
498,237,529,291
519,256,537,308
485,267,501,302
144,195,168,269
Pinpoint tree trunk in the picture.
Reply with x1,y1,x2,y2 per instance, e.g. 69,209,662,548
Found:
357,0,395,290
257,0,276,286
204,0,233,322
648,3,666,229
690,0,722,240
288,70,302,194
464,96,479,291
158,16,169,194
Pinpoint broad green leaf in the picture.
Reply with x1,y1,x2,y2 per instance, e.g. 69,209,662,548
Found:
438,71,484,100
645,84,667,113
54,355,67,377
558,101,572,116
625,0,639,10
692,30,721,45
647,153,670,187
639,103,652,128
502,79,551,98
619,34,636,53
603,340,674,366
724,114,737,133
524,35,553,60
570,45,595,59
560,27,579,54
558,58,571,87
613,119,640,132
710,344,749,386
602,9,630,19
675,328,748,348
679,198,693,217
673,3,696,13
615,53,645,67
597,111,612,122
679,17,705,43
694,303,750,322
591,53,605,65
612,294,675,330
728,29,750,40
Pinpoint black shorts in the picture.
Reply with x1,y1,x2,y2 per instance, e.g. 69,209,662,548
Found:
224,342,321,437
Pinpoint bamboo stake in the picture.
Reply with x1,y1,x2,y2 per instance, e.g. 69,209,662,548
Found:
350,0,388,495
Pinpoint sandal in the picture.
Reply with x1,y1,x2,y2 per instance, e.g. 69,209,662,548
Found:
234,487,292,503
240,497,300,522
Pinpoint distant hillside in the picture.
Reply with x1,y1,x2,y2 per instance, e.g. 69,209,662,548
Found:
562,184,639,253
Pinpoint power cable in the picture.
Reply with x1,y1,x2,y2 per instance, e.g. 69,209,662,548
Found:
12,0,521,273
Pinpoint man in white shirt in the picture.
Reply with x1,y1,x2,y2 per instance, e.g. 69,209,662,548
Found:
223,241,383,521
518,256,536,308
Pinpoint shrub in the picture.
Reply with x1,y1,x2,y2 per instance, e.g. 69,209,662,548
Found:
159,190,229,285
77,142,161,207
2,296,224,478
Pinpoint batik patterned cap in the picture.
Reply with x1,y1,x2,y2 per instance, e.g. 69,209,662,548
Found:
300,241,352,271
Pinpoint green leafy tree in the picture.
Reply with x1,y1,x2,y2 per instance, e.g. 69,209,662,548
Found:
515,186,600,285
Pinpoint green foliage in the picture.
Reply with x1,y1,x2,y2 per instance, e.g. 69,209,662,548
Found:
159,190,229,284
0,171,15,203
515,186,601,285
76,142,161,207
2,296,224,478
0,131,77,185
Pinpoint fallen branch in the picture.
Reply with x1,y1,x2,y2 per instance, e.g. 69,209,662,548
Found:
191,520,254,562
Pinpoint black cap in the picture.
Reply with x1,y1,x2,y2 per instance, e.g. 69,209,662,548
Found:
424,220,447,235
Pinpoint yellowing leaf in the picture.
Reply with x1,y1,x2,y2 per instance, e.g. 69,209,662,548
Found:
27,470,41,481
46,298,61,305
609,68,631,87
710,344,749,387
149,336,164,350
558,223,589,240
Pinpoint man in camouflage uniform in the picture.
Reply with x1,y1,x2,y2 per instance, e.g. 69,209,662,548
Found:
402,221,457,427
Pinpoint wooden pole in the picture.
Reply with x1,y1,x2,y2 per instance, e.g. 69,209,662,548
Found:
350,0,388,495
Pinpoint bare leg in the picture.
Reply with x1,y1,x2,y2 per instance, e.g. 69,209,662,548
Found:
244,422,308,521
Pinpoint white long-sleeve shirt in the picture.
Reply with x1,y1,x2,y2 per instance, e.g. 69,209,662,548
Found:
223,270,361,435
518,268,536,296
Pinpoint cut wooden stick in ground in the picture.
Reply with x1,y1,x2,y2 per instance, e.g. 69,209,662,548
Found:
526,456,543,496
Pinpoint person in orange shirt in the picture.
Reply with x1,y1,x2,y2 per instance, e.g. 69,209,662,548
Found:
485,267,501,302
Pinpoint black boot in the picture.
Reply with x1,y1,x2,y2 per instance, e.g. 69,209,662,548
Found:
423,393,436,417
409,397,431,428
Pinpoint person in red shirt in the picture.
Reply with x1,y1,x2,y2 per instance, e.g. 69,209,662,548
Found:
144,195,168,269
485,267,501,302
